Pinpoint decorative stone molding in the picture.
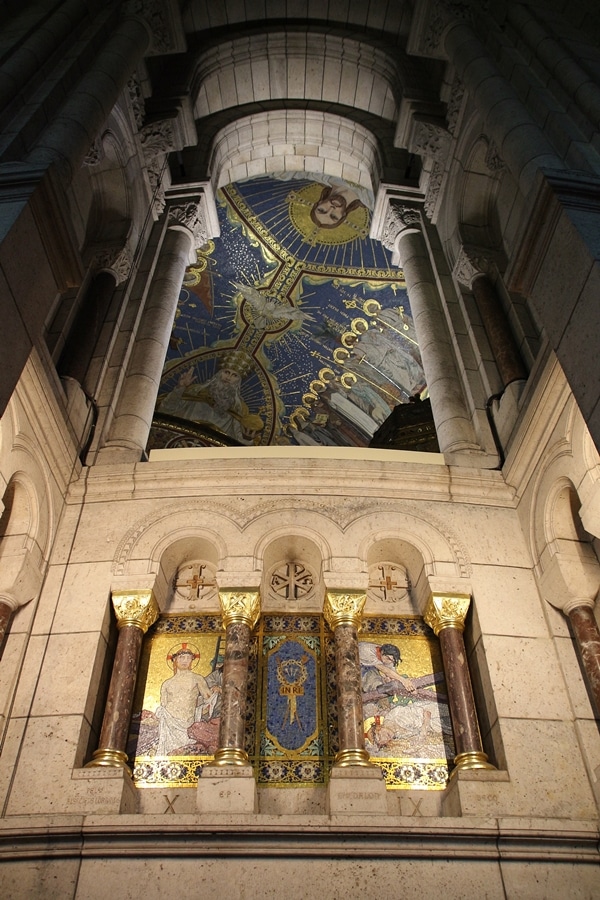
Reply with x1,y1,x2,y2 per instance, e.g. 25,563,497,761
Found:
111,589,159,632
168,200,208,249
140,119,175,157
424,160,445,220
127,75,146,130
452,245,494,288
410,119,452,163
323,590,366,629
446,77,465,135
218,590,260,629
123,0,183,56
83,135,105,167
419,0,473,56
424,592,471,634
91,246,133,285
380,202,421,252
484,139,505,172
146,158,167,216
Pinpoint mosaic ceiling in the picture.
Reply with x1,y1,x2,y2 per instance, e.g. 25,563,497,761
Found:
149,174,426,449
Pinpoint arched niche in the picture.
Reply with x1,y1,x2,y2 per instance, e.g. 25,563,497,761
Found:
259,531,326,612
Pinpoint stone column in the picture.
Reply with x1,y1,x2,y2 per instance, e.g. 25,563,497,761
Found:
381,204,480,458
410,2,563,196
27,10,152,184
101,196,208,461
424,592,494,772
87,589,159,770
324,590,371,767
59,247,132,390
453,246,527,388
212,590,261,767
568,604,600,717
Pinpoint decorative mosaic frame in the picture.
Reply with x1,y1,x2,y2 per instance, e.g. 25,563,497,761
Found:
129,614,257,788
256,614,328,787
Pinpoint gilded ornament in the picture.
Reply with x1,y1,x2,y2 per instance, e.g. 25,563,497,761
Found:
424,592,471,634
111,590,159,632
324,591,367,629
219,590,261,629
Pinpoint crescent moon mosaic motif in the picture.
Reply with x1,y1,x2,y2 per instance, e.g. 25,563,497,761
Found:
149,174,427,450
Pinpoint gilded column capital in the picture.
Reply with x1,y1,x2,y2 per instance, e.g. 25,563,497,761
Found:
111,589,159,633
424,592,471,635
324,591,366,630
219,590,260,629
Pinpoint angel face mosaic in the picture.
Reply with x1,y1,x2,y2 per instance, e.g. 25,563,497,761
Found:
149,174,426,450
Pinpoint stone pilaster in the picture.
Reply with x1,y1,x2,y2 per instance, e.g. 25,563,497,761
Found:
324,590,371,767
87,590,159,770
0,597,16,650
424,592,494,772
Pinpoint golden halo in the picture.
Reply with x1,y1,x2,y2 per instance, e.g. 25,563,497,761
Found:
166,641,202,671
287,183,369,247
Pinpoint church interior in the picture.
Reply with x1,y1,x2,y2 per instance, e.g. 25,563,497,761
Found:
1,1,600,896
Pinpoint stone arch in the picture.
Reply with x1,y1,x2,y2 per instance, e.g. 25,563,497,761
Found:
0,472,44,608
259,530,327,612
192,32,400,124
210,110,382,193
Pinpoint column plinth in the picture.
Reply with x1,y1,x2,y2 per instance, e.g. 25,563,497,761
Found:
87,590,159,770
424,593,494,773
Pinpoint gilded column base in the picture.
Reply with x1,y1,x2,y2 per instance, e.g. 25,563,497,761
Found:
85,748,130,770
212,747,250,767
452,750,495,772
333,748,373,768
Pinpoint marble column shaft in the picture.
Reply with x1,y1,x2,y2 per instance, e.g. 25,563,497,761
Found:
59,271,117,386
333,622,366,755
471,274,527,387
27,12,150,184
217,622,252,754
0,600,13,649
398,229,478,455
437,626,484,759
568,605,600,717
106,227,193,455
95,623,144,758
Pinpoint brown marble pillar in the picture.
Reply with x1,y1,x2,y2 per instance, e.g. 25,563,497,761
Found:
0,599,14,649
212,590,260,767
324,591,372,767
424,593,494,772
568,604,600,717
453,247,527,389
87,590,159,770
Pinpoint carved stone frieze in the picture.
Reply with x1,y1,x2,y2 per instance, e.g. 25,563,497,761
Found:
92,246,133,285
128,74,145,130
380,202,421,252
453,245,493,288
146,158,167,216
446,77,465,135
83,135,105,167
123,0,173,54
484,139,505,172
410,120,452,162
168,200,208,249
140,119,175,158
421,0,473,54
424,160,444,220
